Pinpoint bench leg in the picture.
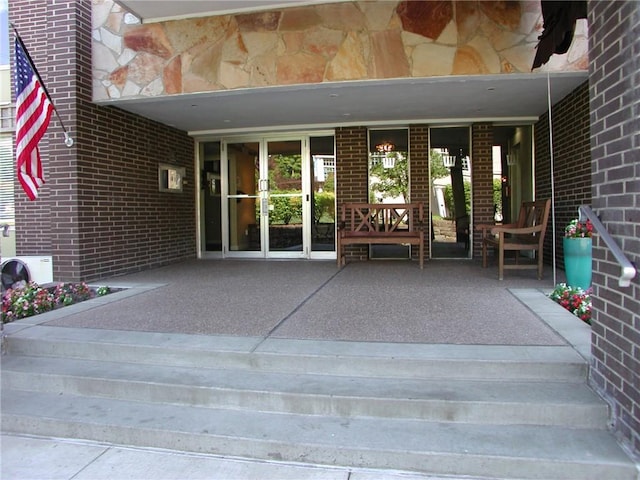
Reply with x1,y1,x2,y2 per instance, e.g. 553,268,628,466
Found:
498,247,504,281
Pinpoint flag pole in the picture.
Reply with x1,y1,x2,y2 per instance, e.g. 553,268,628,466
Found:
10,23,74,147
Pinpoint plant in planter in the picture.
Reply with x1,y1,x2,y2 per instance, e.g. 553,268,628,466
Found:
565,218,593,238
563,218,593,290
2,282,112,323
549,282,592,324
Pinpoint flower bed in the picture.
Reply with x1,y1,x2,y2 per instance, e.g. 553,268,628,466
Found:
549,283,592,324
1,282,113,324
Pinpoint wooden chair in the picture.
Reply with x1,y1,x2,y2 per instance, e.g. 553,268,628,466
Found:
477,199,551,280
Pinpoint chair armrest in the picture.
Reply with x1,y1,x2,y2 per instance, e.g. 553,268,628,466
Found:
477,222,519,232
491,225,543,235
475,223,494,232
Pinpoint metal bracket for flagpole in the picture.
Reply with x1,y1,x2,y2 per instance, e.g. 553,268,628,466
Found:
64,131,74,147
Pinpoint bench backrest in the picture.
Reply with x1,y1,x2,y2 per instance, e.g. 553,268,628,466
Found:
340,203,424,234
515,199,551,243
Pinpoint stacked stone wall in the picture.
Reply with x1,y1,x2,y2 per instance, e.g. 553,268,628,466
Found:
92,0,588,104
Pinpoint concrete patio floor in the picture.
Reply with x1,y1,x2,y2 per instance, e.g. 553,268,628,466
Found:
6,258,578,347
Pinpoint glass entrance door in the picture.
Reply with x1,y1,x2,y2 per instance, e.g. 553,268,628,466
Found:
226,141,261,254
224,138,307,258
266,140,304,256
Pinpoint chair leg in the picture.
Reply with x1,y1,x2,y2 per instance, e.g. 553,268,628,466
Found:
537,251,543,279
482,240,488,268
498,247,504,281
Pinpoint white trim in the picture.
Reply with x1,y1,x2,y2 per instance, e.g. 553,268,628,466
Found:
188,118,539,137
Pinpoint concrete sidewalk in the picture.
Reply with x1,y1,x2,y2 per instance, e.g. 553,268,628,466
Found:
1,434,463,480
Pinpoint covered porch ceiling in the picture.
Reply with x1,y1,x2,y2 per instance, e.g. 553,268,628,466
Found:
110,1,588,135
102,73,588,135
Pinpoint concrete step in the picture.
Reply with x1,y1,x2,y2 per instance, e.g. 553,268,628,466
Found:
1,355,609,428
3,325,635,479
5,326,588,381
2,388,635,480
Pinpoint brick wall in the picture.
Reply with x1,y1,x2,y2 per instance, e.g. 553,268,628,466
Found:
335,126,368,262
535,81,592,268
409,125,429,259
10,1,52,254
471,123,494,258
587,0,640,458
10,0,196,282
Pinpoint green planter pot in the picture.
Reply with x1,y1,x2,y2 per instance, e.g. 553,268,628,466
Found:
563,237,592,290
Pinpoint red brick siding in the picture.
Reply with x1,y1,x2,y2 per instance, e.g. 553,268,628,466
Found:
409,125,429,259
335,126,369,262
471,123,494,258
535,81,592,268
10,1,52,254
587,0,640,457
10,0,196,282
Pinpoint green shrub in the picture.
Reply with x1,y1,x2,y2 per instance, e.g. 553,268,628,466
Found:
269,193,303,224
314,191,335,223
443,181,471,219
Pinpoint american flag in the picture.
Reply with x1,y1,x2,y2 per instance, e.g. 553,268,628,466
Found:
14,36,53,201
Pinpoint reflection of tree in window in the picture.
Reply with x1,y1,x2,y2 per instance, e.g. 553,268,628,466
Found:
368,152,408,203
270,154,301,189
268,154,302,225
429,149,449,180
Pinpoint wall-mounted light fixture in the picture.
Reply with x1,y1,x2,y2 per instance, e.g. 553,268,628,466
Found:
375,141,394,153
371,141,396,168
442,154,456,168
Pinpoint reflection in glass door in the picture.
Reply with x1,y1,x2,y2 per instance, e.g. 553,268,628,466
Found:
266,140,304,255
224,139,307,258
429,127,472,259
226,141,261,253
310,135,336,254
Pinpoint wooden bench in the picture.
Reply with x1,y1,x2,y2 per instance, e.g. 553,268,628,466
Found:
477,199,551,280
337,203,424,268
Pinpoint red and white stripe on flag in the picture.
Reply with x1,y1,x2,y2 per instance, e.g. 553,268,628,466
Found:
15,38,53,201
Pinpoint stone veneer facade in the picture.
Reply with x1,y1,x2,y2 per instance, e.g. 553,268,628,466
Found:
92,0,588,102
